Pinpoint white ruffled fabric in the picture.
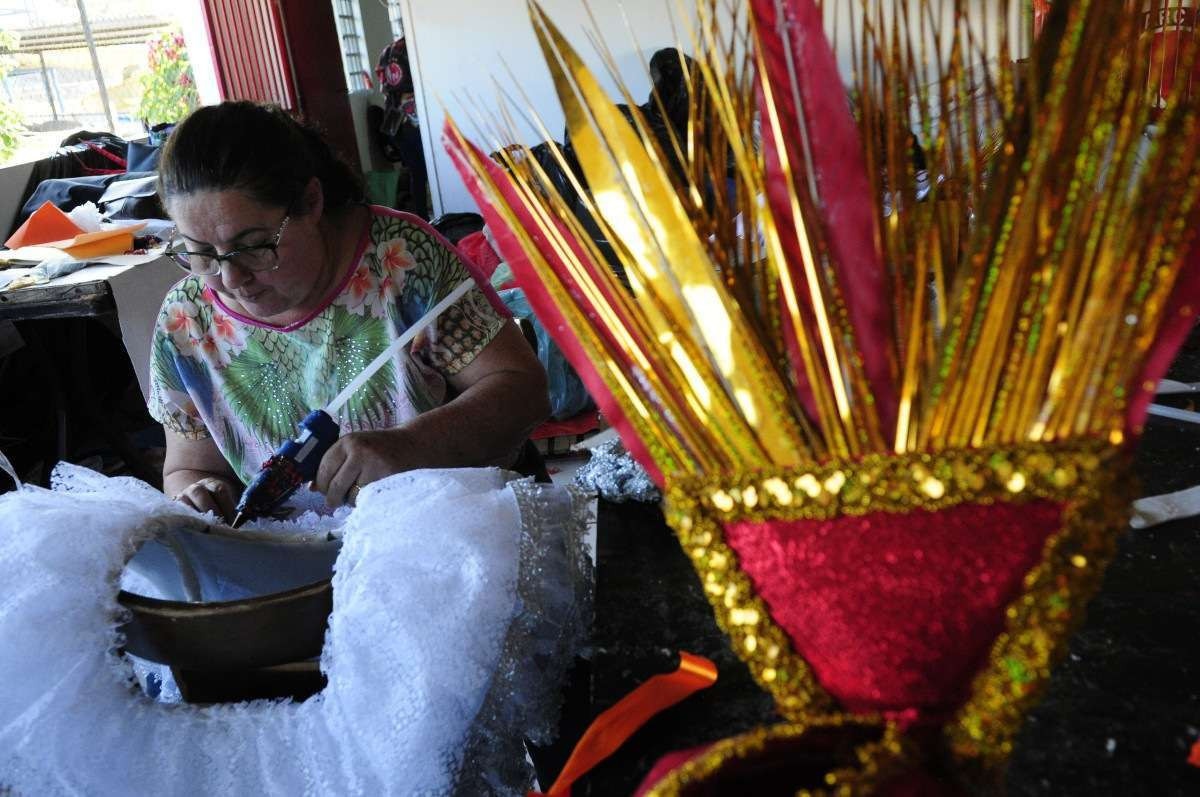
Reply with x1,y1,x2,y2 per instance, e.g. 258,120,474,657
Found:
0,463,591,796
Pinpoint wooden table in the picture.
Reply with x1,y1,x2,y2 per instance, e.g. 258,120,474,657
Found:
0,271,116,321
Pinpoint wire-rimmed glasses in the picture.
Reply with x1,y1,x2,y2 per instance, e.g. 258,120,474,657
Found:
166,215,290,276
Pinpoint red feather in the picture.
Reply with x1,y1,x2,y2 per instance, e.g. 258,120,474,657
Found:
752,0,898,438
1127,237,1200,436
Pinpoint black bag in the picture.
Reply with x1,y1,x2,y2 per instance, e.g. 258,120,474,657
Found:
18,172,161,224
97,174,163,221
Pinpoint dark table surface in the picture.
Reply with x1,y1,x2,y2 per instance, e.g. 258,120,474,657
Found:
577,346,1200,795
0,273,115,321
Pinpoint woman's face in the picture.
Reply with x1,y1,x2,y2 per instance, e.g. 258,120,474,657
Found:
167,188,325,322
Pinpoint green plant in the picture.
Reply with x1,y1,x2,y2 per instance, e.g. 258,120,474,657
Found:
138,29,199,129
0,30,25,163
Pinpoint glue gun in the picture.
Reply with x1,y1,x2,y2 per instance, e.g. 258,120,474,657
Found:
227,278,476,530
231,410,340,529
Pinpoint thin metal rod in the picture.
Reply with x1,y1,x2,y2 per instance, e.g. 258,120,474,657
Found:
76,0,115,131
38,52,58,121
1148,403,1200,425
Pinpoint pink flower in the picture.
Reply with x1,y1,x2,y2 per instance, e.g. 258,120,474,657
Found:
338,265,375,315
386,62,404,86
173,33,185,47
376,238,415,279
164,299,201,351
199,325,244,369
198,334,225,366
375,274,393,303
178,73,193,87
211,311,244,347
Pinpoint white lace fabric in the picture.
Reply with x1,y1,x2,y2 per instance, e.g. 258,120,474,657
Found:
0,464,591,796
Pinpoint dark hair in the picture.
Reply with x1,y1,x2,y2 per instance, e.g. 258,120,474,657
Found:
159,101,364,213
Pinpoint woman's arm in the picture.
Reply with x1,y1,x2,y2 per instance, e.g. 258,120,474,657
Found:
314,320,550,506
163,429,242,522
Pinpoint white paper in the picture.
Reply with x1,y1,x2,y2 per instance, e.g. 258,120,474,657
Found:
0,242,163,268
1130,483,1200,529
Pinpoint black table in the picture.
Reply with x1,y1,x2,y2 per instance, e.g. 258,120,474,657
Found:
0,270,159,487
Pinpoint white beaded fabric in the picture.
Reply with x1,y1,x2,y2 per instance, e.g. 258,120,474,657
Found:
0,463,590,795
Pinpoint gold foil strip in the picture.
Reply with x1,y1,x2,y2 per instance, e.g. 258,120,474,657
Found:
531,3,811,468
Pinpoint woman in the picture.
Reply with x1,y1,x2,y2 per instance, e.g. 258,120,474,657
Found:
148,101,549,521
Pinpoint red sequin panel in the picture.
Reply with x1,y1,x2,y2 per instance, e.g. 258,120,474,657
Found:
723,500,1064,717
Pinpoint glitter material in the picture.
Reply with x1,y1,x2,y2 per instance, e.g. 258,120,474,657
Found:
724,500,1062,715
666,441,1130,771
457,480,595,794
948,480,1133,765
574,439,662,503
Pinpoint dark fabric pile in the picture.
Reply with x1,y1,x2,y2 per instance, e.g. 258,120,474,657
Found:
10,130,166,238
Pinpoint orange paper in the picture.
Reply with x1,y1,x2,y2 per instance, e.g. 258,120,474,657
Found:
4,201,84,249
43,223,146,260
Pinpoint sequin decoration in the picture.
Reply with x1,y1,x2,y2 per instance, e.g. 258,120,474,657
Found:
640,716,908,797
665,442,1129,760
947,480,1134,766
443,0,1200,789
724,500,1064,716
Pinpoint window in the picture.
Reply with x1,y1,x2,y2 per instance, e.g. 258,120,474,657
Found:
0,0,203,167
387,0,404,41
332,0,368,91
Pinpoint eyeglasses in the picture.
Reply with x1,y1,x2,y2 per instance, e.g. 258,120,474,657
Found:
167,215,290,276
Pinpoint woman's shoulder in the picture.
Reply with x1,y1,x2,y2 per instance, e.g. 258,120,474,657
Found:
156,275,210,322
366,206,460,254
359,206,472,283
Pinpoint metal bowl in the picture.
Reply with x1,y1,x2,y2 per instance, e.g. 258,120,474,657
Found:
116,519,341,701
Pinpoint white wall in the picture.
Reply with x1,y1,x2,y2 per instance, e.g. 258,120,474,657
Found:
360,0,396,69
401,1,1021,216
401,0,711,216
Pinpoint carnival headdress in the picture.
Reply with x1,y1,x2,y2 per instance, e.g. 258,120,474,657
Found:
446,0,1200,791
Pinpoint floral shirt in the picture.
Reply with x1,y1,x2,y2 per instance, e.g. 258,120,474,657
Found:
148,207,507,509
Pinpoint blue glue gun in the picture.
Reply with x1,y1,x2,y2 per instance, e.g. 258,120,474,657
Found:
230,409,340,528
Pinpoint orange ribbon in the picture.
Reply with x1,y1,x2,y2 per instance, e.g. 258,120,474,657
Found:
530,652,718,797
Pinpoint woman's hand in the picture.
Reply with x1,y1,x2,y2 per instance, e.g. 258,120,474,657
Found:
172,475,240,522
314,428,414,507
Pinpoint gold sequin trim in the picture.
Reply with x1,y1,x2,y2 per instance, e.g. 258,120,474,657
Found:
947,474,1133,765
664,441,1124,725
642,716,907,797
665,489,835,718
671,439,1114,522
